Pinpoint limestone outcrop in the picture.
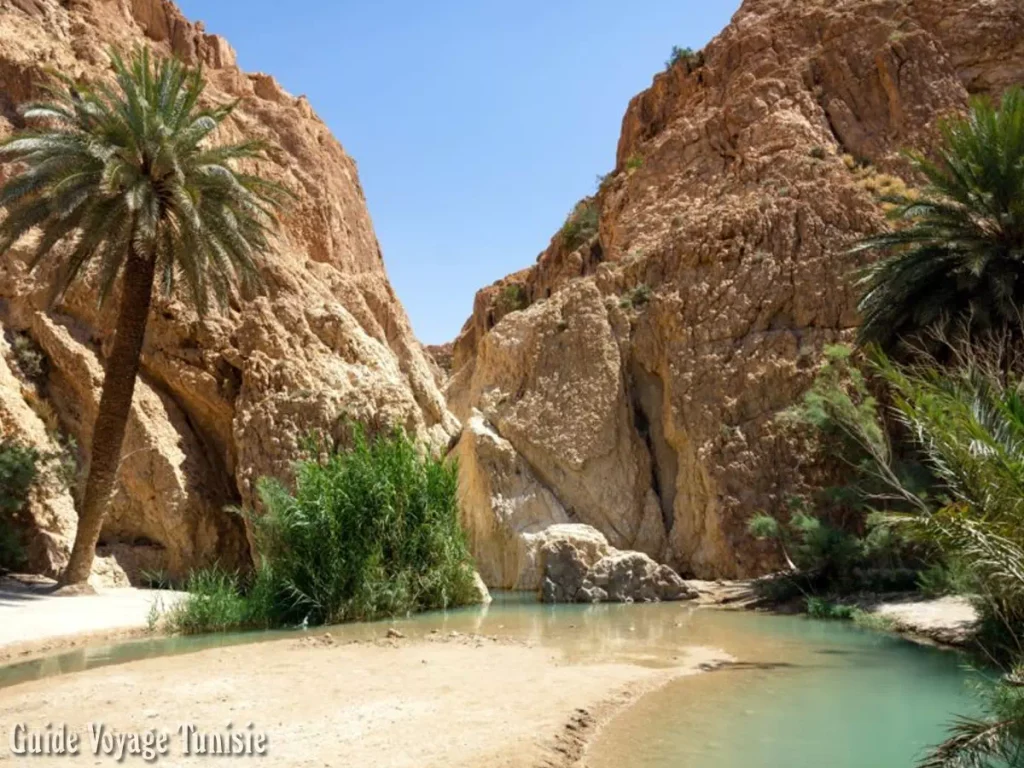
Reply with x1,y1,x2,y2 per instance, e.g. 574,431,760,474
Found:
0,0,457,581
449,0,1024,579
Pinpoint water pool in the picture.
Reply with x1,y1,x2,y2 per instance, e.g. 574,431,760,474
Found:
0,593,978,767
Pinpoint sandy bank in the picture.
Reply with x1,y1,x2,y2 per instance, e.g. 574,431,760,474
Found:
0,632,727,767
869,595,978,647
0,577,184,664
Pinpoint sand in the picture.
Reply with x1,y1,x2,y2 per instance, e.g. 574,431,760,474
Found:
0,577,185,664
0,632,727,767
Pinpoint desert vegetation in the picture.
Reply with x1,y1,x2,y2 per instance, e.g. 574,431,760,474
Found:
0,438,40,571
496,282,529,314
665,45,703,72
560,199,599,251
166,426,481,634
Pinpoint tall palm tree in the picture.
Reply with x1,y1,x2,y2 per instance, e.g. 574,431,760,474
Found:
0,48,287,585
853,88,1024,349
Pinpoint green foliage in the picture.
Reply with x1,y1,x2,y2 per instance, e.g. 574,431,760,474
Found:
665,46,702,71
919,666,1024,768
826,348,1024,765
619,283,652,309
169,426,480,633
916,563,962,599
625,154,643,172
164,570,254,634
808,146,828,161
8,334,44,380
0,438,40,570
748,506,914,596
853,87,1024,348
0,438,39,515
806,597,856,620
253,427,478,625
785,344,885,450
0,46,290,312
748,513,781,541
496,283,528,314
751,345,937,600
852,609,897,632
560,200,599,252
873,353,1024,656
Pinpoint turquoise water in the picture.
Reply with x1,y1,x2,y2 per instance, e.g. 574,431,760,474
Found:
0,594,980,767
586,609,981,768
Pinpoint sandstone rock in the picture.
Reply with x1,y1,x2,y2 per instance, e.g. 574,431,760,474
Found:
0,0,458,582
541,534,696,604
449,0,1024,579
452,286,669,564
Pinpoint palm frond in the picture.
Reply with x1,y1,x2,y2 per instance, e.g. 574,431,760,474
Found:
852,88,1024,348
0,45,290,312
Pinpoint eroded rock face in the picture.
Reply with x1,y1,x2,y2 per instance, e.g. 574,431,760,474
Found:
0,0,457,581
456,410,691,599
450,0,1024,579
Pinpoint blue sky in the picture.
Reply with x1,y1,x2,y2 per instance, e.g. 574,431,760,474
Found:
175,1,738,343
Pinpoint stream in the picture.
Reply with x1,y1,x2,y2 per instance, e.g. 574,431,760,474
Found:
0,593,979,767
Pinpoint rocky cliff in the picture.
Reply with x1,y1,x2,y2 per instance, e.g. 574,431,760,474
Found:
0,0,457,582
449,0,1024,580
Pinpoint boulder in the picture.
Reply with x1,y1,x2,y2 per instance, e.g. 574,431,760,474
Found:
541,533,696,604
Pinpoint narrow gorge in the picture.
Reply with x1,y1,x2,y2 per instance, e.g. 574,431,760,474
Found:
2,0,1022,766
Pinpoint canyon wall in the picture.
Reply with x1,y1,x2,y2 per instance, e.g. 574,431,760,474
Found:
449,0,1024,579
0,0,457,582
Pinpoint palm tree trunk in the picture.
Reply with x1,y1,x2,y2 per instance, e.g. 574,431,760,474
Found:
60,251,156,586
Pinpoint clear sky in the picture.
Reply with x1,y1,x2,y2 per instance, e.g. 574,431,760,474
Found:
174,1,738,344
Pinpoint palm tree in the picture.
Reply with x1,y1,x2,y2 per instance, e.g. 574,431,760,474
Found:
868,351,1024,767
853,88,1024,349
0,48,287,585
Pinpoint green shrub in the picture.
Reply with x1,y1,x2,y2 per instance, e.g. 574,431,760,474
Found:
806,597,856,620
560,201,599,252
8,334,44,380
169,426,480,633
749,507,869,589
0,438,41,570
751,344,936,601
619,283,652,309
0,438,39,515
916,563,958,598
496,283,528,314
625,154,643,172
808,146,827,160
254,427,478,625
665,45,702,71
